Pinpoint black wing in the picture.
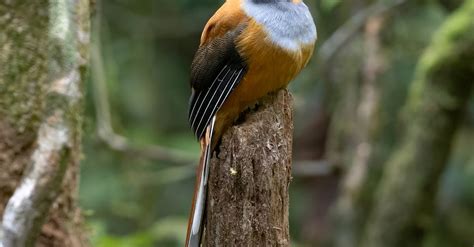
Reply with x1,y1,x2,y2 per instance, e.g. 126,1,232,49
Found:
188,27,247,140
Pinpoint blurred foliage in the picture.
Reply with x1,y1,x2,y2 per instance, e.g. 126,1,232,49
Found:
321,0,342,12
79,0,474,246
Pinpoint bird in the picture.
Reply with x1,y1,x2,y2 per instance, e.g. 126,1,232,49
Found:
186,0,317,246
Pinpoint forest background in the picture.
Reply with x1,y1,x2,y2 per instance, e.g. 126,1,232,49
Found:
2,0,471,246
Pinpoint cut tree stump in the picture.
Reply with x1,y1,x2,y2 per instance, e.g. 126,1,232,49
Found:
205,90,293,247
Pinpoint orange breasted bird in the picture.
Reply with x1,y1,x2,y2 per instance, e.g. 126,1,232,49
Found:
186,0,317,246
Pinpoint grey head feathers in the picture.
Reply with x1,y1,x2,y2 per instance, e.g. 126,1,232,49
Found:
243,0,317,51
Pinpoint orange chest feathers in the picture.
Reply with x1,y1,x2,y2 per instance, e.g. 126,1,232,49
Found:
198,0,316,141
201,0,315,86
236,19,314,96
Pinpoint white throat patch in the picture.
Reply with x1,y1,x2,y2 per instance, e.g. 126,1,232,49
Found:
242,1,317,51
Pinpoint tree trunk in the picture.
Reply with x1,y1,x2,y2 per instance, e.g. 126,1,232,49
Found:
204,90,293,247
362,1,474,246
0,0,90,246
332,13,386,247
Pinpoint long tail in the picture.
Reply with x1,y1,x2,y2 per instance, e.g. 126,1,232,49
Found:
186,116,216,247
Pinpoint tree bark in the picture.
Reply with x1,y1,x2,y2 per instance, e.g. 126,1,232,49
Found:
0,0,90,246
204,90,293,247
362,1,474,246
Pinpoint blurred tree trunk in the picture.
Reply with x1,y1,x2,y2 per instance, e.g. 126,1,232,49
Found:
0,0,90,246
332,13,386,247
362,1,474,246
205,90,293,247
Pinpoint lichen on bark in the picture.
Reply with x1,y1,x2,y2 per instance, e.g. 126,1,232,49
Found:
0,0,90,246
0,0,50,225
0,1,49,133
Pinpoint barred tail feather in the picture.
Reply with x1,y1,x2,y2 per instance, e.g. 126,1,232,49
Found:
185,116,216,247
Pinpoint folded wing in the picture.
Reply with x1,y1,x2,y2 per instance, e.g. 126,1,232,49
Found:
188,23,248,140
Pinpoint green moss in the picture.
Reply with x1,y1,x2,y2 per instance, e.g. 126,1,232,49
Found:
406,0,474,115
0,0,89,135
363,2,474,246
0,2,50,133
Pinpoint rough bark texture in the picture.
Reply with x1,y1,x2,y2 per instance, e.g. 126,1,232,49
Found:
362,1,474,246
0,0,90,246
204,90,293,247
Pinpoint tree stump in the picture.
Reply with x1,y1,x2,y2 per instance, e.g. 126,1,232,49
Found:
205,90,293,247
